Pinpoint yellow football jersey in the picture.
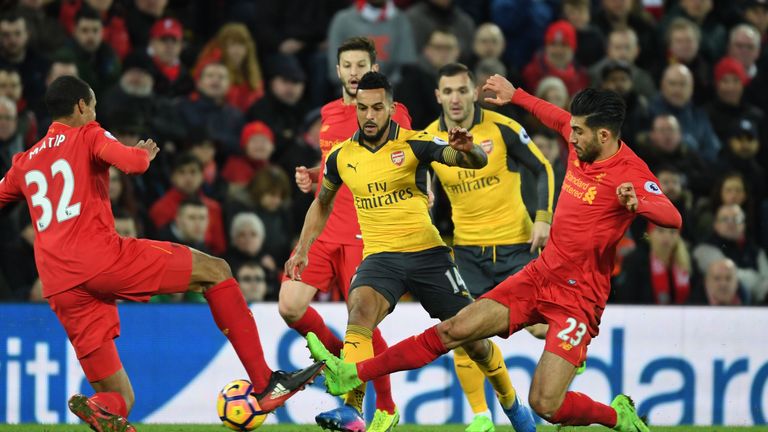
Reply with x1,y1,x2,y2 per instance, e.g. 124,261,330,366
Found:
428,108,554,246
323,121,465,257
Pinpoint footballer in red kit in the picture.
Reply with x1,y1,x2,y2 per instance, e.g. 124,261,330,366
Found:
0,76,323,432
279,37,410,432
306,76,681,432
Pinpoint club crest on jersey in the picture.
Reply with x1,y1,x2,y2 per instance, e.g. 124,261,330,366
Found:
480,139,494,154
391,150,405,166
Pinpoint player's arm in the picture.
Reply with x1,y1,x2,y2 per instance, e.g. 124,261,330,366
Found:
483,75,572,139
285,149,342,279
89,125,156,174
499,122,555,223
409,129,488,169
617,167,682,229
0,164,23,209
295,165,321,193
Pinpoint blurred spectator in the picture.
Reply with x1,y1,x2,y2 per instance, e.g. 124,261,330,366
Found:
406,0,476,61
589,28,657,100
224,212,278,290
694,258,746,305
109,166,144,222
522,129,565,206
246,54,307,161
705,56,765,146
657,17,713,104
693,203,768,303
695,172,757,238
0,96,22,176
474,57,523,120
326,0,418,85
222,121,274,189
467,23,505,71
59,0,132,59
236,261,269,303
113,209,140,238
522,76,570,134
227,166,294,265
194,23,264,112
655,165,698,242
186,134,227,203
592,0,658,70
599,60,651,145
18,0,68,55
179,62,244,156
98,51,185,145
33,56,78,137
157,197,210,252
561,0,605,67
0,217,38,301
635,114,710,196
0,68,37,147
649,63,721,162
658,0,726,62
146,17,194,98
716,119,766,205
522,20,589,97
614,224,691,304
742,0,768,55
149,153,227,255
56,6,120,97
125,0,168,49
396,28,460,129
0,12,49,108
489,0,554,71
728,24,762,80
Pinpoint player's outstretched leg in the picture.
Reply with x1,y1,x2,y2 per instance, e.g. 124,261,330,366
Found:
68,394,136,432
611,395,650,432
190,249,325,412
453,348,494,432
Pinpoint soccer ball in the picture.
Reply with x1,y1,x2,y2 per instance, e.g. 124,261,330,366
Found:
217,379,268,431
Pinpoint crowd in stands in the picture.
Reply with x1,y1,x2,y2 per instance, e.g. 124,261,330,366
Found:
0,0,766,307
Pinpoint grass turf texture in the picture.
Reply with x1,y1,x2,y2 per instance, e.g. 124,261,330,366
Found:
1,426,766,431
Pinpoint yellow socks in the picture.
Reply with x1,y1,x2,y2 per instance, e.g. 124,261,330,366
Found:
453,347,489,414
342,324,374,412
474,341,517,410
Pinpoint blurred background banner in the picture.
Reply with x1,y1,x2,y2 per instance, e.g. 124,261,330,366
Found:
0,303,766,426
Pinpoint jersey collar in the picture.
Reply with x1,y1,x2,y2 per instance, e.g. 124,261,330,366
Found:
352,119,400,153
438,104,483,132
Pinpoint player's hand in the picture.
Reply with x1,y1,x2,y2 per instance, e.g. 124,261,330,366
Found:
528,221,550,253
482,74,516,106
617,182,638,212
295,166,313,193
284,252,309,281
448,127,474,152
427,189,435,209
136,139,159,161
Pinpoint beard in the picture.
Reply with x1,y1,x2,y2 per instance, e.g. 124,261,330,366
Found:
359,119,390,144
576,136,601,163
343,83,357,99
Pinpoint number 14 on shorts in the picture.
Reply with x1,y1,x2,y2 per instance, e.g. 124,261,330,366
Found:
557,317,587,348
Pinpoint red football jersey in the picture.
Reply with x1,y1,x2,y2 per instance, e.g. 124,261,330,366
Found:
0,121,150,297
511,89,682,307
317,99,411,245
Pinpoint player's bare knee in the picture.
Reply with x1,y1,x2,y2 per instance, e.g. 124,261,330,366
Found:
528,391,561,419
277,289,306,324
461,339,490,361
122,388,136,414
436,320,465,350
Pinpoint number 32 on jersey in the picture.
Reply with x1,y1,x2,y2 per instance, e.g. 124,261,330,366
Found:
24,159,81,231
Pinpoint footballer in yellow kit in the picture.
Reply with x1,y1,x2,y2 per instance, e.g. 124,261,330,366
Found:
428,63,555,432
286,71,536,432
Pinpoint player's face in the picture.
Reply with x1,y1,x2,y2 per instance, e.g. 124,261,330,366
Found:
337,50,375,98
569,116,602,162
356,88,393,145
436,73,477,126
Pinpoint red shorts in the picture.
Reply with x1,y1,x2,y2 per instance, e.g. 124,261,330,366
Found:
282,239,362,298
48,239,192,379
480,265,604,366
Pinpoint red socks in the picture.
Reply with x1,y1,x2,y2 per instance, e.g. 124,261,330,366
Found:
371,329,396,414
90,392,127,418
549,391,617,427
289,307,397,414
358,325,448,383
288,307,344,354
205,278,271,392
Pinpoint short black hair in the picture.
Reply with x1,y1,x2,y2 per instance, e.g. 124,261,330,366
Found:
178,196,206,212
75,5,101,25
436,63,475,87
337,37,377,65
357,71,392,101
569,88,626,138
172,152,203,173
0,11,24,25
44,76,93,119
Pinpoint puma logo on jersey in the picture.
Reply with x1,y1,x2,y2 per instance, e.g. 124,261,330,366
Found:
347,162,359,172
345,341,360,348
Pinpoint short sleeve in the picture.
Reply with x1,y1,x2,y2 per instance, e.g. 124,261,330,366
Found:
322,146,343,191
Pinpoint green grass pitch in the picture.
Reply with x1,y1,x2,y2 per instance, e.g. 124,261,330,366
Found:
1,426,767,431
